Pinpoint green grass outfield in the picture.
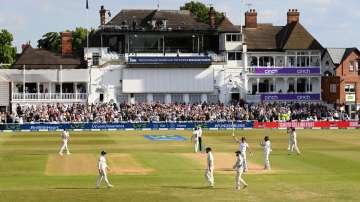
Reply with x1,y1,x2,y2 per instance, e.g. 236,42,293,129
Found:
0,129,360,202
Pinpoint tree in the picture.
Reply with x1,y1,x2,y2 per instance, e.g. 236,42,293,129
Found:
37,32,61,53
180,1,224,24
72,27,87,55
37,27,94,55
0,29,16,67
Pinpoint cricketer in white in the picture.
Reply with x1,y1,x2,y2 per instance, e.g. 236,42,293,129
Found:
233,135,251,172
233,150,248,190
288,127,301,155
59,130,71,155
205,147,214,187
192,128,199,153
260,136,272,170
96,151,114,188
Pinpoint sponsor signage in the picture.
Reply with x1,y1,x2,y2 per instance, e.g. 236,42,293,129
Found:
254,67,320,75
254,121,360,129
345,94,356,102
128,56,212,65
0,121,253,131
261,93,321,101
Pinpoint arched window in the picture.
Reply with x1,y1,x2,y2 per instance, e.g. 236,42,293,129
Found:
324,71,333,76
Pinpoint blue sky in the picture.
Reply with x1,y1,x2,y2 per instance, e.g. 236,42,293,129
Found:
1,0,359,52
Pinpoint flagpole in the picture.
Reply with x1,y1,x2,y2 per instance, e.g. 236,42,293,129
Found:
86,0,91,103
23,64,25,100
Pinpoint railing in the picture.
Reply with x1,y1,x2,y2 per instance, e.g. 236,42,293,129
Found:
247,66,321,75
12,93,88,101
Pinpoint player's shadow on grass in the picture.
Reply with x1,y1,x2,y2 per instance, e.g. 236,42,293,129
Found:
161,186,226,190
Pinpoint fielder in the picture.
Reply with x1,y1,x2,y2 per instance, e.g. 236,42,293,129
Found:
288,127,301,155
232,135,251,172
197,126,203,152
204,147,214,187
59,129,71,155
96,151,114,188
191,127,200,153
260,136,272,170
233,151,248,190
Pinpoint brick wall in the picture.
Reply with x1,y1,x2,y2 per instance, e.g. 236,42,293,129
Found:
335,51,360,104
321,76,340,104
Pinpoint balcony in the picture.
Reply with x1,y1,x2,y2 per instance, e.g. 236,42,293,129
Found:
12,93,88,102
245,93,321,103
247,66,321,76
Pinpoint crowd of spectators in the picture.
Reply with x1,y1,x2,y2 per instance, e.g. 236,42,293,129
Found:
0,102,357,124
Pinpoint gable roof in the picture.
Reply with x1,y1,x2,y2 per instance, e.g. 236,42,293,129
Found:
244,22,323,51
244,24,283,50
12,46,85,70
280,22,323,50
217,17,240,32
327,48,346,64
326,48,360,65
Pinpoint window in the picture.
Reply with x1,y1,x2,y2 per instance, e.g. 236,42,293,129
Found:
249,56,258,66
297,52,310,67
310,56,320,66
325,61,330,68
189,94,201,104
275,56,285,67
287,56,296,67
228,52,242,61
92,52,100,66
226,34,241,42
330,84,337,93
117,94,129,103
226,35,232,42
134,94,147,103
345,84,355,93
259,56,274,67
349,61,355,72
228,52,236,60
349,61,358,72
99,94,104,102
153,94,165,103
207,94,219,104
171,94,183,103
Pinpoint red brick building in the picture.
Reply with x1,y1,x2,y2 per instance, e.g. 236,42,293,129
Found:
322,48,360,118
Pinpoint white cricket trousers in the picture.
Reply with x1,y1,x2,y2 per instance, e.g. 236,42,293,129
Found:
241,153,248,171
289,140,300,154
205,167,214,186
194,141,199,153
59,140,70,154
264,151,271,170
235,169,247,189
96,170,111,187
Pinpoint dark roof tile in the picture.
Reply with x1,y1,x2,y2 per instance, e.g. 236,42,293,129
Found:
12,46,85,69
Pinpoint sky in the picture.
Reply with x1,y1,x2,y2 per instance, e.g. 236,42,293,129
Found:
1,0,359,52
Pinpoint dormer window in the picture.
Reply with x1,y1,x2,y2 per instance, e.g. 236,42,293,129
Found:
226,34,241,42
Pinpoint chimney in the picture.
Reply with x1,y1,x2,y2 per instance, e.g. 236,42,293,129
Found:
61,32,72,55
287,9,300,24
100,5,107,25
21,41,31,53
245,9,257,28
208,6,216,29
